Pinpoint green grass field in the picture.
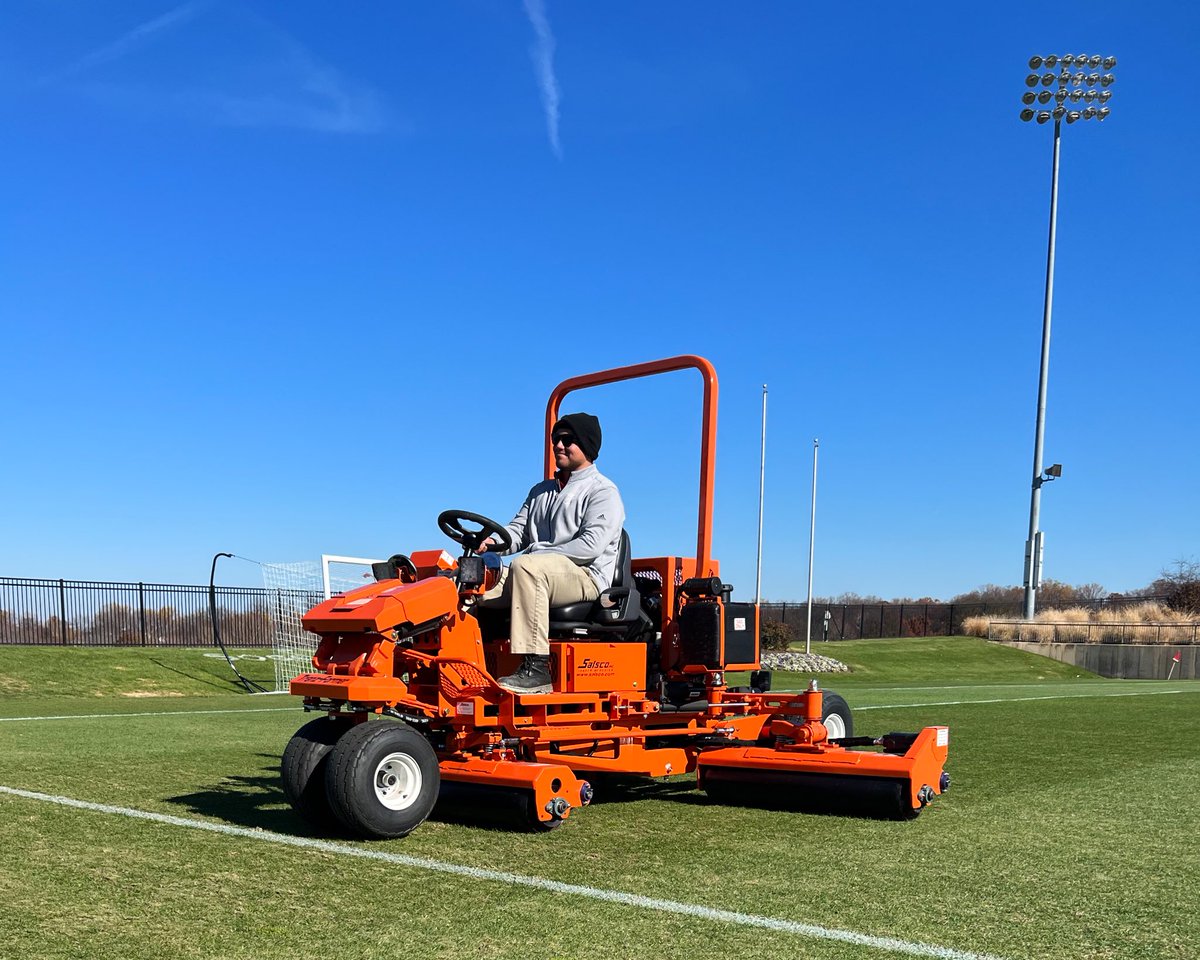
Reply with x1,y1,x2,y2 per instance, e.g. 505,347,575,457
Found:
1,640,1197,960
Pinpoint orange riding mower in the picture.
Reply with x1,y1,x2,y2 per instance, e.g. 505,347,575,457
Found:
282,356,949,839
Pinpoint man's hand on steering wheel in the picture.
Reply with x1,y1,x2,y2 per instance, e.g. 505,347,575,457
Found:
436,510,514,555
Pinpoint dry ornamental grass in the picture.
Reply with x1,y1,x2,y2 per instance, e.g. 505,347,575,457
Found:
965,601,1199,643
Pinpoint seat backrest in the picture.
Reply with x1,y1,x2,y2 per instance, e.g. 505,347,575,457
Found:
611,529,632,590
586,529,640,629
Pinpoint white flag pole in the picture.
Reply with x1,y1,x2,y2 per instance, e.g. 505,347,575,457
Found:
805,438,819,655
755,385,767,605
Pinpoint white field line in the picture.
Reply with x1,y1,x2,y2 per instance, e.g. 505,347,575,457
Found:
0,707,296,723
854,688,1195,710
0,785,1005,960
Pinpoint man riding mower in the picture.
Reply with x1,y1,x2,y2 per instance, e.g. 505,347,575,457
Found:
281,356,950,839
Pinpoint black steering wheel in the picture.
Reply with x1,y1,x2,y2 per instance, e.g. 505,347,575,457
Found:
437,510,514,554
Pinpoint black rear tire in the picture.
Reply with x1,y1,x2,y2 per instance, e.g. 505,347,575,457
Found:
325,720,440,839
281,715,356,829
821,690,853,740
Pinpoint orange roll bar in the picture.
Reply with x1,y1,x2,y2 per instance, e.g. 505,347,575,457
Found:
544,355,719,578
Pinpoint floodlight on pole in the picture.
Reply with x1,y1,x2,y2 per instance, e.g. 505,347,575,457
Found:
1017,53,1117,620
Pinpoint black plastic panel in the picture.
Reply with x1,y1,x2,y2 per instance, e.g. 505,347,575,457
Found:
724,602,757,664
679,601,722,668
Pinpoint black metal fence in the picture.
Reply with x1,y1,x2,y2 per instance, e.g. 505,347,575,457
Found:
0,577,322,647
0,575,1170,648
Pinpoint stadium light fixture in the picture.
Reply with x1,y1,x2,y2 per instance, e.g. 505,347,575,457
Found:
1017,54,1117,619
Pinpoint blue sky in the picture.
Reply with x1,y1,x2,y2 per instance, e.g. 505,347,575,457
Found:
2,1,1196,600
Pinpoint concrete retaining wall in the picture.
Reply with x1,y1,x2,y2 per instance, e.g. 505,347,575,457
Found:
1007,641,1196,680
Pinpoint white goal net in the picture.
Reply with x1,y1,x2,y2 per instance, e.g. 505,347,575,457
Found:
261,555,379,693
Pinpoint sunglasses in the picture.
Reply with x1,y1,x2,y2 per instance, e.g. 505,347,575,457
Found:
551,434,578,448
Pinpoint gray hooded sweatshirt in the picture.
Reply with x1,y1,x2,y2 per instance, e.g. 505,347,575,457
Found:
499,464,625,590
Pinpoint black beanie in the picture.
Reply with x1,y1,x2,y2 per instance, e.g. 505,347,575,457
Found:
553,412,602,462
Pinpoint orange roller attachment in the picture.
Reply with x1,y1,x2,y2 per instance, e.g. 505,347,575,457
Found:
697,726,950,819
439,755,592,824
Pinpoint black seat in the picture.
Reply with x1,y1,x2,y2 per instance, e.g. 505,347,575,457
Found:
548,530,644,639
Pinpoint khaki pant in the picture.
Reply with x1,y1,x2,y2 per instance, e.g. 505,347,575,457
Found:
481,553,599,655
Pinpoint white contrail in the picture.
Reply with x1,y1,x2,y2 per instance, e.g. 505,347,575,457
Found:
42,1,384,135
45,1,205,83
522,0,562,158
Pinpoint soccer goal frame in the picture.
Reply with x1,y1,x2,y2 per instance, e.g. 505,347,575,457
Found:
320,555,382,599
259,554,382,694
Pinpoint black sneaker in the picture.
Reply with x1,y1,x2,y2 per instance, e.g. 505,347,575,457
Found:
498,655,553,695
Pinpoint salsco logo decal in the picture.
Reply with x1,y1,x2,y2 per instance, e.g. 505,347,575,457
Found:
578,658,614,673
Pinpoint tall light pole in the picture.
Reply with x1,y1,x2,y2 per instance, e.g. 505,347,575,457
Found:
1019,53,1116,620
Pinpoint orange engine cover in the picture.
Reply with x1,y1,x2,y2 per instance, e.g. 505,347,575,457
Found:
301,576,458,635
554,642,646,693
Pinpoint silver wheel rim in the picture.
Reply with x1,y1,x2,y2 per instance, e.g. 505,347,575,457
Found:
824,712,847,739
373,752,423,811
